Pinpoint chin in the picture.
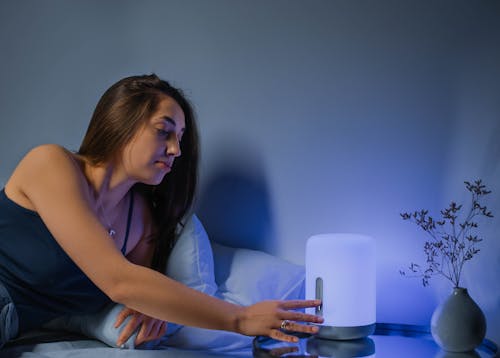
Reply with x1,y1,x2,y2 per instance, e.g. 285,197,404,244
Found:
146,172,170,185
135,166,171,186
140,176,164,186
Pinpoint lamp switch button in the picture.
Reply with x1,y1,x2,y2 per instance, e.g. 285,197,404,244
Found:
315,277,323,316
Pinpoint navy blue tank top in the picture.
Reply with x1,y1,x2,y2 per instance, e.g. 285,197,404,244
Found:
0,188,134,333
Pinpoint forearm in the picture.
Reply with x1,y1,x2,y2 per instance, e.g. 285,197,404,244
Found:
111,262,244,333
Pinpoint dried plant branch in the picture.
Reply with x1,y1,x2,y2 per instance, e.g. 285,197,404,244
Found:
400,180,493,288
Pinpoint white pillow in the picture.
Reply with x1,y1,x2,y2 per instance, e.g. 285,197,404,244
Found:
44,303,138,349
211,242,305,305
165,214,217,296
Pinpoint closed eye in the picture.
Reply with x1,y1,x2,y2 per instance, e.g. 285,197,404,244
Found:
156,128,183,146
156,128,170,137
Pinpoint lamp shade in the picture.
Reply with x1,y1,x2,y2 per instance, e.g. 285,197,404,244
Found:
306,233,376,340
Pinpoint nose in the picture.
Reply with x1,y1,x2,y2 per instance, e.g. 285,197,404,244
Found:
166,137,181,158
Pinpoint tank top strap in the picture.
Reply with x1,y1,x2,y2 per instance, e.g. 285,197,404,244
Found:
121,190,134,255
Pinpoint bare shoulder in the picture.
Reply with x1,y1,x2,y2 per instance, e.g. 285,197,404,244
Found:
10,144,83,188
22,144,76,167
6,144,86,209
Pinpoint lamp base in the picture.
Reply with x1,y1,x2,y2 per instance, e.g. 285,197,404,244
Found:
316,323,375,340
307,337,375,357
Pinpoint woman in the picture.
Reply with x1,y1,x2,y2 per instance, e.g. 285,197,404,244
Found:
0,74,322,348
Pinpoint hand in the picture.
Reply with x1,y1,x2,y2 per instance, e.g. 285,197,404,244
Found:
114,307,168,347
236,299,323,342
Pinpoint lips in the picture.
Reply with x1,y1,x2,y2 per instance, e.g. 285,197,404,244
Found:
154,160,171,170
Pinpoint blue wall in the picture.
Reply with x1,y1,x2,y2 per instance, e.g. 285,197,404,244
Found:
0,0,498,343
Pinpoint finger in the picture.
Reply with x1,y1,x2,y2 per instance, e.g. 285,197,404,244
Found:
151,321,165,340
158,321,168,337
279,299,322,310
117,314,142,347
279,320,319,335
148,320,163,341
138,320,165,346
114,307,134,328
268,329,300,343
136,319,155,346
279,310,324,325
152,320,166,339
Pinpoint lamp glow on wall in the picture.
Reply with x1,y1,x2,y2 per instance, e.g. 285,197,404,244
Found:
306,233,376,340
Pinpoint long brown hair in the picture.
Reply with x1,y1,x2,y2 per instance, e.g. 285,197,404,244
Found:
78,74,199,271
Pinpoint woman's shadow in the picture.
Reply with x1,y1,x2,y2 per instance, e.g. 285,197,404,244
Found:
196,146,275,254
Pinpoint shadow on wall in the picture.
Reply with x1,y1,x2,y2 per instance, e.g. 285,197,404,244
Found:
476,119,500,344
482,119,500,177
197,155,275,254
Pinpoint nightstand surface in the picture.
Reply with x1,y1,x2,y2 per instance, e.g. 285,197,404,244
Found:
253,323,498,357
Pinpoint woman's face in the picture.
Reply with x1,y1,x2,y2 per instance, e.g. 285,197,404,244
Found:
120,95,186,185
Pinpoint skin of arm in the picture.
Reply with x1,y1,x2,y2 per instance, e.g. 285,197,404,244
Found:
6,144,322,342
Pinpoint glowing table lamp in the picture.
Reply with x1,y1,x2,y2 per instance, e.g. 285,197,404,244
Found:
306,233,376,340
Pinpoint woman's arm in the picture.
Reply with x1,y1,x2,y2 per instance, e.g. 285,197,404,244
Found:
7,144,322,341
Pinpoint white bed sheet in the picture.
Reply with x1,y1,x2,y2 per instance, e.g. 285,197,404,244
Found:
1,329,252,358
